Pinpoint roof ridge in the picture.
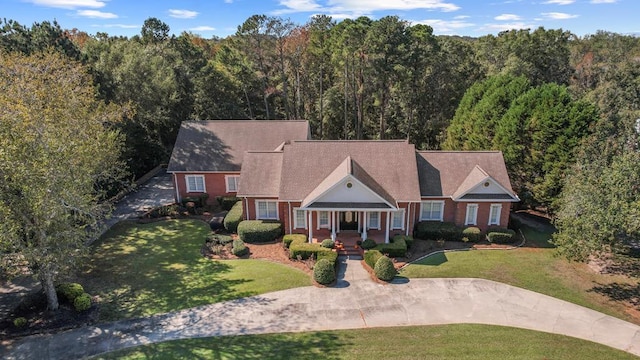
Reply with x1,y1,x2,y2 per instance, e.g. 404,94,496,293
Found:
418,150,502,153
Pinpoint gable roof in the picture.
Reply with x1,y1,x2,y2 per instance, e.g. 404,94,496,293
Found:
278,140,421,202
417,151,516,199
236,151,283,197
167,120,310,172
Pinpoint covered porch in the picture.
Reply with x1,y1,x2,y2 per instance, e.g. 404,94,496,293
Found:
300,208,398,244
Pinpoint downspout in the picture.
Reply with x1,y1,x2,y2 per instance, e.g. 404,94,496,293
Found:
406,202,411,236
244,198,250,220
173,174,181,204
288,201,292,235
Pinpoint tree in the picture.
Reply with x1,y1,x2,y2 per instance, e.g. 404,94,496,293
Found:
0,51,127,310
141,17,170,44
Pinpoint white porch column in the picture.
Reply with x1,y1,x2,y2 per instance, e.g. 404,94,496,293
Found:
385,211,391,244
331,211,336,241
308,211,313,243
362,211,368,240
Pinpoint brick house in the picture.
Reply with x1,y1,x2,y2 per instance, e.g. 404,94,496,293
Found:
168,120,519,243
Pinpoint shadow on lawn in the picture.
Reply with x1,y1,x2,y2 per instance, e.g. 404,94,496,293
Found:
589,282,640,308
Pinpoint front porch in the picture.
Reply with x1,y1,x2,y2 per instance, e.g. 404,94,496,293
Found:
309,229,388,247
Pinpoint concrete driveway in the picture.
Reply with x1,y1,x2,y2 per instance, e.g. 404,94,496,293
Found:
2,258,639,359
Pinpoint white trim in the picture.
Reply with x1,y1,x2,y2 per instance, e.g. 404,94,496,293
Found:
465,204,478,226
302,174,398,210
420,195,519,203
368,211,381,230
255,200,279,220
225,175,240,193
420,200,445,221
168,170,241,174
288,202,292,234
385,211,391,243
185,175,205,193
391,209,405,230
318,211,330,229
453,176,519,202
489,204,502,226
293,208,307,229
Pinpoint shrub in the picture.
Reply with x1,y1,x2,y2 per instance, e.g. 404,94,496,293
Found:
313,259,336,285
206,233,233,245
13,317,27,328
181,194,209,208
232,239,249,256
237,220,282,243
316,250,338,265
393,234,413,248
361,238,377,250
283,233,307,248
321,239,335,249
290,242,332,260
462,227,482,243
216,196,241,211
56,282,84,302
415,221,462,241
73,293,92,312
223,201,243,233
364,250,383,269
487,228,516,244
375,237,407,257
374,256,397,281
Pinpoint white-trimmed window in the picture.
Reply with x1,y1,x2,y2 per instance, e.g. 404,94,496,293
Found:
185,175,205,193
318,211,330,229
256,200,278,220
420,201,444,221
293,208,306,229
489,204,502,225
392,210,404,230
225,175,240,192
368,212,380,229
465,204,478,225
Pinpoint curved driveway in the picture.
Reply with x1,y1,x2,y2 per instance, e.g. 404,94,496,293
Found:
2,258,640,359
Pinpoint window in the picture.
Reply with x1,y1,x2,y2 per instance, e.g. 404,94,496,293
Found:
185,175,205,193
256,200,278,220
318,211,330,228
465,204,478,225
293,208,306,229
368,212,380,229
225,175,240,192
392,210,404,230
420,201,444,221
489,204,502,225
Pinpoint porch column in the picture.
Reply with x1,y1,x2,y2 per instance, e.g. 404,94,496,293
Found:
362,211,368,240
331,211,336,240
385,211,391,244
308,211,313,243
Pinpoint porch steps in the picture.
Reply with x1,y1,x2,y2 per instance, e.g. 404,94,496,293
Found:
335,246,363,258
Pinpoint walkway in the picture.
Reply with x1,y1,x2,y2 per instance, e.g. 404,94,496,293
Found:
2,258,640,359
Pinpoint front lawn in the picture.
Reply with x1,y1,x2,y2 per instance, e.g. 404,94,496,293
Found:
80,219,310,321
400,225,640,325
95,324,637,359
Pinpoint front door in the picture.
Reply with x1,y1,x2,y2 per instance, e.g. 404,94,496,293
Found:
340,211,358,231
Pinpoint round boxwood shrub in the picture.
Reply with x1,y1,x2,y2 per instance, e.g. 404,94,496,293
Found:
462,227,482,243
232,239,249,257
321,239,335,249
56,282,84,302
73,293,92,312
313,259,336,285
361,238,377,250
374,256,397,281
364,249,383,269
13,317,27,328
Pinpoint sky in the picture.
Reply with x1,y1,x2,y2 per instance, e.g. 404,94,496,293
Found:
3,0,638,39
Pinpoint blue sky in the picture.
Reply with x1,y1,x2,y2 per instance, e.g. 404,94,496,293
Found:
3,0,638,38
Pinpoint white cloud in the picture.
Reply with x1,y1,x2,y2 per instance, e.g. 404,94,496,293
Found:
76,10,117,18
275,0,461,15
495,14,521,21
413,18,474,33
189,26,216,31
454,15,470,19
543,0,574,4
27,0,106,8
591,0,617,3
482,22,537,32
168,9,199,19
542,12,578,19
280,0,322,11
91,23,139,29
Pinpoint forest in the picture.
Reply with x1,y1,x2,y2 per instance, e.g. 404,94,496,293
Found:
0,15,639,269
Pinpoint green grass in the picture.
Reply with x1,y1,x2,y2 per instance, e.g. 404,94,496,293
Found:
400,225,639,323
94,324,637,359
80,219,311,321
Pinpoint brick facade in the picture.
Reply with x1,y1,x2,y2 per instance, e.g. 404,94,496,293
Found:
173,172,240,205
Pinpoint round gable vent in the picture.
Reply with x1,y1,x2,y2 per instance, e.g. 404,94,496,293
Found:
483,181,490,187
346,182,353,188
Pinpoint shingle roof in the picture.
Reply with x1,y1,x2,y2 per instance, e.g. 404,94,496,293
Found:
279,141,421,202
417,151,516,198
237,151,283,197
167,120,310,172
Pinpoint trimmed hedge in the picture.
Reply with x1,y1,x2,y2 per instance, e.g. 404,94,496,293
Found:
462,227,482,243
364,250,383,269
317,250,338,265
415,221,462,241
216,196,240,211
321,239,335,249
361,238,377,250
237,220,282,243
289,242,332,260
487,228,516,244
232,238,249,256
393,234,413,248
56,283,84,303
314,259,336,285
283,233,307,248
73,293,92,312
223,201,243,233
374,256,397,281
375,236,407,257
